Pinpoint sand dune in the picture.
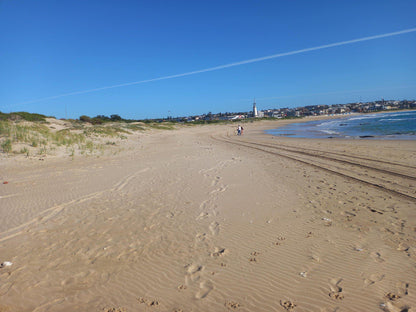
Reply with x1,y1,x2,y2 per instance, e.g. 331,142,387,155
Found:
0,119,415,311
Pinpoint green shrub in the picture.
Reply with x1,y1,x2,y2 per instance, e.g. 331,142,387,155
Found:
110,114,122,121
79,115,91,123
0,112,9,121
91,118,104,125
12,112,48,122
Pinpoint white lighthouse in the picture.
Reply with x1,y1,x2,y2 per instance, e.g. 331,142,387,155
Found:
253,98,258,117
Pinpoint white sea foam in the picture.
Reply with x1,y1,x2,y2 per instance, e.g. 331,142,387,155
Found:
380,118,410,122
320,130,340,135
348,115,378,121
317,120,340,127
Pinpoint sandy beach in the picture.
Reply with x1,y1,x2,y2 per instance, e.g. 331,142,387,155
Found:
0,118,415,312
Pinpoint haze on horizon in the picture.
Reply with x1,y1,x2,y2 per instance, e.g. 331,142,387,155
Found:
1,1,415,119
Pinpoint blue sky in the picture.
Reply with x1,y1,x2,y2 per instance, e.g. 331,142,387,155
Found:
1,1,415,119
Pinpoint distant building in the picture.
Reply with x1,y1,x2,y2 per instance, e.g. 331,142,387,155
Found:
253,98,258,117
230,114,245,120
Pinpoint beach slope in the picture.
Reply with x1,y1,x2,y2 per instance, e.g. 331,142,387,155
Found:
0,120,415,311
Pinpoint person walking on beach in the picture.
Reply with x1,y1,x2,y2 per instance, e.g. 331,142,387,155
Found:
237,125,242,136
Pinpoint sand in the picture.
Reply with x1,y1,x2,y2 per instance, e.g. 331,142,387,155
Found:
0,118,415,312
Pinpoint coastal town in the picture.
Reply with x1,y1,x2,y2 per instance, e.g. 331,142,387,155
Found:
186,98,416,122
72,99,416,124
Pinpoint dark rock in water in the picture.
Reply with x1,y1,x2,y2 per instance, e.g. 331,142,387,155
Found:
359,135,374,138
339,123,348,126
328,136,334,139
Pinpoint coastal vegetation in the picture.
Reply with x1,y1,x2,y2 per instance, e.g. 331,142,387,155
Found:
0,112,154,157
0,111,49,122
0,111,273,157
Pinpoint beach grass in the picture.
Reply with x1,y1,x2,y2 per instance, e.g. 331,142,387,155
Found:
0,113,277,156
0,116,179,156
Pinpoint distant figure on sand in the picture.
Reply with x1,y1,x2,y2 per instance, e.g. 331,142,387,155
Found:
237,125,242,136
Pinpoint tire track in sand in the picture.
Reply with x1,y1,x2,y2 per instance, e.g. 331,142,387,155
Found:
213,136,416,202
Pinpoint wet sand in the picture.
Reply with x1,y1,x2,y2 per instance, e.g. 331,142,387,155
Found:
0,119,415,311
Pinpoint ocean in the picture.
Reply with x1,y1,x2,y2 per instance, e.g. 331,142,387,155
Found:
265,110,416,140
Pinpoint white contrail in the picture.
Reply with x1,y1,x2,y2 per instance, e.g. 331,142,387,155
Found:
8,27,416,107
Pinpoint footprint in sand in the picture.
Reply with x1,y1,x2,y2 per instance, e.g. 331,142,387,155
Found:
380,301,410,312
177,284,187,291
249,251,260,263
329,278,344,300
209,221,220,235
225,300,241,310
196,212,209,220
210,185,228,194
306,231,313,238
211,176,221,187
311,254,321,263
199,201,208,210
385,292,401,301
137,297,160,307
363,273,385,286
280,300,296,311
185,263,204,285
196,233,207,242
384,282,410,302
195,280,213,299
370,251,385,263
396,282,409,296
211,247,227,258
274,236,286,246
397,243,410,252
186,263,203,275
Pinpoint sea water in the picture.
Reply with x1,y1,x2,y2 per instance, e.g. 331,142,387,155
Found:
265,111,416,140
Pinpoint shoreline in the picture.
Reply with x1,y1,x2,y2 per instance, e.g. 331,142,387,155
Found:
258,110,416,141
